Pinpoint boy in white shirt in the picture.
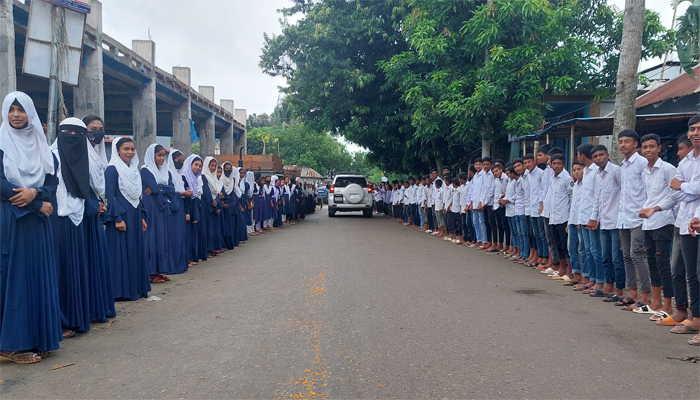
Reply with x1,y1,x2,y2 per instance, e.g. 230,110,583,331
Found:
638,133,677,317
567,162,584,286
443,175,456,241
491,163,509,254
451,176,463,244
545,153,573,281
433,179,446,237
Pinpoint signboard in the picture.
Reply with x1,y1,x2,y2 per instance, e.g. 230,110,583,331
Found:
23,0,85,85
46,0,91,14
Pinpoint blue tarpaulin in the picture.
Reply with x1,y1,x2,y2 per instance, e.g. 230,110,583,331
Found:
190,119,199,142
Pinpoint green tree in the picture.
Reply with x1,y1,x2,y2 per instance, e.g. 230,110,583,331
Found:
247,113,273,129
675,0,700,76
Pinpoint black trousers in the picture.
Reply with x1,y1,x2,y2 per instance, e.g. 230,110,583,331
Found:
644,225,674,298
452,212,462,236
485,205,497,243
551,222,568,261
494,207,509,245
427,207,435,230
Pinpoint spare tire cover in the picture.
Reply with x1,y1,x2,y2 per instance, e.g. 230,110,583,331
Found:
344,183,364,204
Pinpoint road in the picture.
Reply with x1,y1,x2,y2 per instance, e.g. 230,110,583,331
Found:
2,211,698,399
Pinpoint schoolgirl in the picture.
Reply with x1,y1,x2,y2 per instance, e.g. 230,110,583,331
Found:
166,149,191,273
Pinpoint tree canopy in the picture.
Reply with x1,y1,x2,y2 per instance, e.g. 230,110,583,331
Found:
260,0,671,175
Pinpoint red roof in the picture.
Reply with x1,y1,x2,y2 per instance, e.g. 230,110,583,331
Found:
636,64,700,109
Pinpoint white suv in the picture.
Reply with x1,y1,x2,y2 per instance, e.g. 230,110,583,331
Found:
328,173,373,217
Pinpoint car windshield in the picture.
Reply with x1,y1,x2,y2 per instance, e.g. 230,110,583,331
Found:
334,176,367,188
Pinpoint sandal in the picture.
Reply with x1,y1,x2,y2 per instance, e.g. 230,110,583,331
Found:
649,311,669,321
150,275,166,284
632,305,659,314
0,351,41,364
688,335,700,346
602,294,621,303
622,301,644,311
655,315,683,326
615,296,636,307
563,281,579,287
157,273,171,282
670,324,699,334
63,329,76,339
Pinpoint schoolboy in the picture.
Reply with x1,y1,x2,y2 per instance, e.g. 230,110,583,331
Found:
451,177,463,244
576,143,603,292
470,158,485,248
545,153,573,281
480,156,497,251
491,163,509,253
433,178,446,237
638,133,676,316
616,130,651,308
567,161,585,286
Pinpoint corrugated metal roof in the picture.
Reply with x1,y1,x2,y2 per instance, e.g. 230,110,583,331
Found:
636,64,700,109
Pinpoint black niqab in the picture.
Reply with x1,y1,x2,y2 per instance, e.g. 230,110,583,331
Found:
57,131,90,199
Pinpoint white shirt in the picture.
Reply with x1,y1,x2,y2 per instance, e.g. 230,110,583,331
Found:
577,163,600,225
492,175,507,210
641,158,677,231
672,150,700,235
470,171,483,207
522,169,532,216
514,176,527,216
451,184,462,213
539,165,554,216
459,183,468,213
568,179,582,225
443,185,455,211
434,186,444,211
480,170,495,206
591,162,621,230
504,178,517,217
548,169,573,225
616,152,647,229
527,167,544,216
426,183,434,207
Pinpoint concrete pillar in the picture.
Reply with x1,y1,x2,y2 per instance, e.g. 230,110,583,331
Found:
73,0,104,119
0,0,17,103
235,109,247,156
172,67,192,157
172,66,191,86
220,99,234,155
200,113,215,157
131,40,156,164
199,86,214,102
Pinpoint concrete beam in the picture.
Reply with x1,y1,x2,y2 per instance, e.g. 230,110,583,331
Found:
219,100,235,155
172,66,191,87
199,85,214,102
173,93,192,157
234,108,247,156
200,113,215,157
73,0,104,119
0,0,16,103
131,40,156,164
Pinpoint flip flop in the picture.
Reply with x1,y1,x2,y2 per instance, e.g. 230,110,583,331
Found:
655,315,683,326
633,305,659,314
670,324,700,334
688,336,700,346
563,281,579,286
0,351,41,364
589,290,607,298
615,296,636,307
622,301,644,311
602,294,621,303
649,311,669,321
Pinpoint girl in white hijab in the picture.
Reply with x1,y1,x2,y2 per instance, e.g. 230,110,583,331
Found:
0,92,61,364
82,115,108,198
245,171,257,235
104,137,150,301
200,156,223,255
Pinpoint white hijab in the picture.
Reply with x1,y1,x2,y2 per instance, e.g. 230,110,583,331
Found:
50,134,84,226
201,156,222,195
87,139,107,197
232,167,243,198
167,149,186,193
220,161,235,195
109,137,142,208
141,143,169,185
245,171,255,197
0,92,54,189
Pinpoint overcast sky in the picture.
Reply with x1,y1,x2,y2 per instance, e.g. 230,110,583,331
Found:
100,0,687,153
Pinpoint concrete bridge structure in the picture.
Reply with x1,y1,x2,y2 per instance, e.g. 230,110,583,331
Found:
0,0,247,160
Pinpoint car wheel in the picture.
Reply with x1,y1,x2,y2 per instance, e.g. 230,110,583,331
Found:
363,209,372,218
328,209,336,217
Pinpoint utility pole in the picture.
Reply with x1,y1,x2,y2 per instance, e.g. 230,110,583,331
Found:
611,0,645,164
46,4,64,144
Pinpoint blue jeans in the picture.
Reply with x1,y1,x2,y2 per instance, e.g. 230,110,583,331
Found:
569,225,582,274
600,229,625,289
419,208,427,227
466,211,476,242
581,228,604,283
530,217,548,257
515,215,529,259
474,210,486,243
508,216,519,250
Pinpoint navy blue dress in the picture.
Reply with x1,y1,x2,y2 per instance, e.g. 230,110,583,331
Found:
201,176,222,252
287,185,297,217
221,190,235,249
167,179,189,274
84,191,116,322
104,165,150,301
140,168,172,276
244,182,253,227
183,177,203,263
0,151,63,352
236,190,249,242
50,185,90,333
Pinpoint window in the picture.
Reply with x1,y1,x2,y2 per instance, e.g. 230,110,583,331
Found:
333,176,367,188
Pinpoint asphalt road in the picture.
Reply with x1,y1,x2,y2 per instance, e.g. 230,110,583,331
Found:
2,210,699,399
